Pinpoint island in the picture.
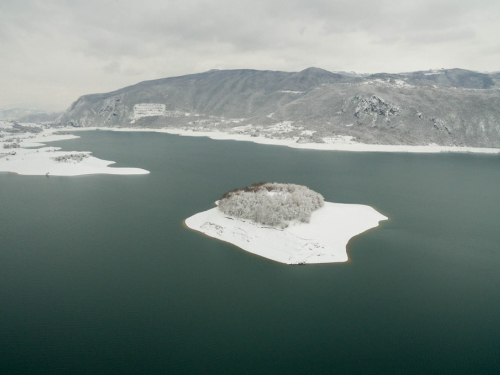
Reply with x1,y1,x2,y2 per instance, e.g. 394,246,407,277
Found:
185,183,388,264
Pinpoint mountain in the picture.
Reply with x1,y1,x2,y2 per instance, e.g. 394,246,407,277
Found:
58,68,500,147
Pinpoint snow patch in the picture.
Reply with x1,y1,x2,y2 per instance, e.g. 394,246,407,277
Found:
231,124,258,133
130,103,166,123
300,130,316,136
323,135,356,144
424,69,444,75
392,79,412,87
265,121,296,133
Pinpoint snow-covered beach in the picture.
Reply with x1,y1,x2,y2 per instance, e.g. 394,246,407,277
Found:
185,201,388,264
0,124,149,176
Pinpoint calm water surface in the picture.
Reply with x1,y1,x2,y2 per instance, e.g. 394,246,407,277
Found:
1,131,499,374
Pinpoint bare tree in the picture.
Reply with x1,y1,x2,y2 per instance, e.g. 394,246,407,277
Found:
219,183,324,228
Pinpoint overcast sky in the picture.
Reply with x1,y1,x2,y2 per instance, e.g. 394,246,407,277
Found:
1,0,499,111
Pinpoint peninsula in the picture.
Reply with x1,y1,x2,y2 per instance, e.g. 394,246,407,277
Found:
0,121,149,176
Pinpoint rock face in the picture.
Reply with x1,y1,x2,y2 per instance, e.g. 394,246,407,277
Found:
58,68,500,147
353,95,401,125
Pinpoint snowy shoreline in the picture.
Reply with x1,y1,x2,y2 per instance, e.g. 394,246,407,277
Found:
68,127,500,154
0,125,149,176
4,123,497,176
185,201,388,264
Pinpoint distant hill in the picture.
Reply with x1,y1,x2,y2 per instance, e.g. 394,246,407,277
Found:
58,68,500,147
0,108,45,121
18,112,62,123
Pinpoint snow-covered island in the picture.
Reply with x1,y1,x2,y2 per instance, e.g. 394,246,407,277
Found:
185,183,388,264
0,121,149,176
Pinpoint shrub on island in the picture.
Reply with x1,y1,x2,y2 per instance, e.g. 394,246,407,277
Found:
52,153,90,163
218,182,324,228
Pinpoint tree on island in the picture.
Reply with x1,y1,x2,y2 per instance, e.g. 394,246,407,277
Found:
218,182,324,228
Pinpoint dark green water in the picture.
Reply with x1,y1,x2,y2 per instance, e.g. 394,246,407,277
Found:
1,131,499,374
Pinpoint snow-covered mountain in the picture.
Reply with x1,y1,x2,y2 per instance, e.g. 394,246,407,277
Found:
58,68,500,147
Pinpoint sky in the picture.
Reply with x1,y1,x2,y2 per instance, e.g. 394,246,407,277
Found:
1,0,499,112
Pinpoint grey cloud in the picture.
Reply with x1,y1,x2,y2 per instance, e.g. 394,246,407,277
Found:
405,28,477,45
0,0,499,111
103,61,121,74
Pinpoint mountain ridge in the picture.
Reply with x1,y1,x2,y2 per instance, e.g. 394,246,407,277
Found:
58,67,500,147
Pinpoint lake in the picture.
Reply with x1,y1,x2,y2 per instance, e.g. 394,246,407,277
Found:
1,130,499,374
